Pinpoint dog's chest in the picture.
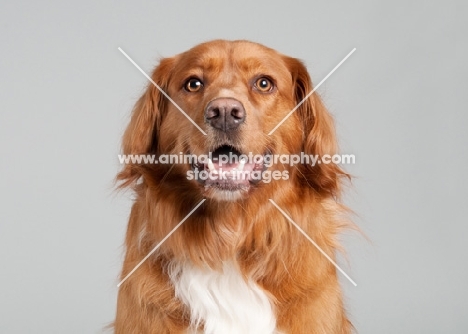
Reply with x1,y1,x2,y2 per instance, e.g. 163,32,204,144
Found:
168,261,277,334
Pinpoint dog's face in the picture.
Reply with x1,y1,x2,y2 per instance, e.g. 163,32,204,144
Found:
119,40,344,201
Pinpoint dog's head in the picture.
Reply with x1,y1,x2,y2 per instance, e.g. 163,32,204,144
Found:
118,40,346,201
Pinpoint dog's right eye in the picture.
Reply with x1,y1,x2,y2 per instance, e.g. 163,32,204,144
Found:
184,78,204,92
254,77,274,93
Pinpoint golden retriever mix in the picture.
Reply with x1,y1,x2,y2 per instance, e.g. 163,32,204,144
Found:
115,40,353,333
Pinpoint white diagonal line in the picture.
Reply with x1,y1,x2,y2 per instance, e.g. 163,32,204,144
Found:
118,47,207,136
269,199,357,286
268,48,356,136
117,199,206,287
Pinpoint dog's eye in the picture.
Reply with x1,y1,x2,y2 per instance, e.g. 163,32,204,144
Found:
254,77,274,92
185,78,203,92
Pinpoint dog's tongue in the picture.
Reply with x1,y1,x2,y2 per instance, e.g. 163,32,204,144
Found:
201,145,265,187
210,145,242,170
206,145,256,175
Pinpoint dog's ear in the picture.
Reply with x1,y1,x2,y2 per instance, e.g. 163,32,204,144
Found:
117,57,174,187
286,57,349,196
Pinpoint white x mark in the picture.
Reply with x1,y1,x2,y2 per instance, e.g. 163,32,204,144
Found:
117,199,206,287
269,199,357,286
118,47,207,135
268,48,356,135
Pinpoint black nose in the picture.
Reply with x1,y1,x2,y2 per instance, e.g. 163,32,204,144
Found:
204,98,246,131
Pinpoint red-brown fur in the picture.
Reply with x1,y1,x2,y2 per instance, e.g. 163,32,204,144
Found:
115,40,353,333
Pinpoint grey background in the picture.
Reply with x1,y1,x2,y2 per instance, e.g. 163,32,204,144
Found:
1,0,467,333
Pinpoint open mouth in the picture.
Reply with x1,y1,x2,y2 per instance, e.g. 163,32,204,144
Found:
191,145,268,192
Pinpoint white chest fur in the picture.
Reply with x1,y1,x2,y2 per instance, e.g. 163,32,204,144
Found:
168,261,278,334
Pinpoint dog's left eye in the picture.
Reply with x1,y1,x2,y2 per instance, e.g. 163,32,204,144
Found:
185,78,203,92
254,77,274,92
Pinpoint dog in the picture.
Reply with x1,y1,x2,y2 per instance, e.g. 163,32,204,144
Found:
114,40,353,333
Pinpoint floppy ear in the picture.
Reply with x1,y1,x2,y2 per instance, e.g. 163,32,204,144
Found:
117,57,174,187
287,57,349,197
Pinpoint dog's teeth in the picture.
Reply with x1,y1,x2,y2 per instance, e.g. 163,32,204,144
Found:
238,158,246,171
208,159,216,171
